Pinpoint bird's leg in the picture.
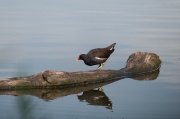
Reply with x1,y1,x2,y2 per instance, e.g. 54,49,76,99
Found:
97,63,105,70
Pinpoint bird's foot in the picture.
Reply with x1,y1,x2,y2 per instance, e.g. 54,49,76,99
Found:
97,63,105,70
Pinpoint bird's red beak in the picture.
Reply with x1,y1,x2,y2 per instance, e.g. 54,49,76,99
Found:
76,57,80,61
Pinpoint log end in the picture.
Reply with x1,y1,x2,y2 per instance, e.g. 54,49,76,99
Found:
124,52,161,73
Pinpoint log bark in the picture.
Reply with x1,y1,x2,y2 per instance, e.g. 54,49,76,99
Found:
0,52,161,90
0,69,160,101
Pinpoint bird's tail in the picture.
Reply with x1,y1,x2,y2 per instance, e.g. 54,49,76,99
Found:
107,43,116,50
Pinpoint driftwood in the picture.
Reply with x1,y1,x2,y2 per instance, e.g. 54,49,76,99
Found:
0,69,160,102
0,52,161,90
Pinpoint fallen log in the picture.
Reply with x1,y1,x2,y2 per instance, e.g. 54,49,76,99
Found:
0,52,161,90
0,69,160,101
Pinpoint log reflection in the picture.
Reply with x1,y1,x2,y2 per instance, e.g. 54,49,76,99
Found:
0,78,119,102
0,69,160,104
130,68,160,81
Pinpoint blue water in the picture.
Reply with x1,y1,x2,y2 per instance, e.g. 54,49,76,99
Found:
0,0,180,119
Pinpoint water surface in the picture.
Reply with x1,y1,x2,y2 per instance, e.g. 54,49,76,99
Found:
0,0,180,119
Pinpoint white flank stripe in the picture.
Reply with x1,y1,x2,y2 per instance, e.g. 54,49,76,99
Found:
95,57,107,60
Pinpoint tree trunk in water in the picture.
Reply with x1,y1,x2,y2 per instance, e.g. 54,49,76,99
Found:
0,52,161,90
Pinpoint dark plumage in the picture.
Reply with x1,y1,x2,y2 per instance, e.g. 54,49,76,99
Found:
76,43,116,70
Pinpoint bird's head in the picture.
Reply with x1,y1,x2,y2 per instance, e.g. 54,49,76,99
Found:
76,54,83,61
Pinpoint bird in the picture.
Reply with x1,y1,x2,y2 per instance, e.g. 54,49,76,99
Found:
76,43,116,70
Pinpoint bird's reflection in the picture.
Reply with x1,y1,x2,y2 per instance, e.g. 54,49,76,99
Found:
76,88,112,110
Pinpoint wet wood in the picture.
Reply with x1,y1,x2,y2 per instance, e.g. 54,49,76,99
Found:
0,69,160,101
0,52,161,90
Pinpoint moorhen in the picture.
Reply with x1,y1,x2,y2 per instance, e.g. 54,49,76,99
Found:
76,43,116,70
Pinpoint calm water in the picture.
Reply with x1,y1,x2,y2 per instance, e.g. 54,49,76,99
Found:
0,0,180,119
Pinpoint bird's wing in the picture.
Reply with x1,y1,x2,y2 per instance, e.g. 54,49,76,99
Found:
87,48,114,58
87,43,116,59
87,48,106,58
